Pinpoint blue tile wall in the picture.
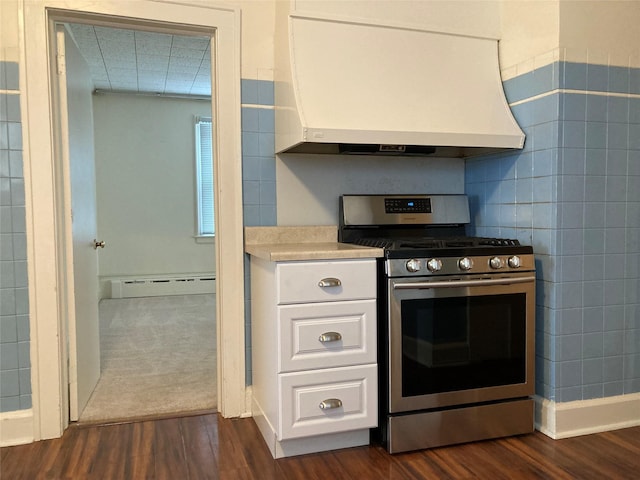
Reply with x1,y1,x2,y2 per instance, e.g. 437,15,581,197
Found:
241,79,276,386
1,74,274,398
466,61,640,402
0,61,31,413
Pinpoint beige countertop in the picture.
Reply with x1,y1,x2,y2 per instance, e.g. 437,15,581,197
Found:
244,226,384,262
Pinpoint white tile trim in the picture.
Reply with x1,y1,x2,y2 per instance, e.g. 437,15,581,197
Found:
501,48,562,81
241,103,275,109
535,393,640,439
509,88,640,108
502,46,640,81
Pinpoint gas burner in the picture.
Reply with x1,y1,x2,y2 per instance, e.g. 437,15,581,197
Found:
340,194,534,273
397,239,445,249
399,237,522,249
353,238,396,249
476,237,522,247
353,236,530,262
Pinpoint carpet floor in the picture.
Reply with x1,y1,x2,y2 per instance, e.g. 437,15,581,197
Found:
79,294,217,423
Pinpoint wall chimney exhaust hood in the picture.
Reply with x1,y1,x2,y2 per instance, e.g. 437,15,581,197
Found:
275,16,525,158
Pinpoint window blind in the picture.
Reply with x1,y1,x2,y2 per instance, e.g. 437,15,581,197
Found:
195,117,214,235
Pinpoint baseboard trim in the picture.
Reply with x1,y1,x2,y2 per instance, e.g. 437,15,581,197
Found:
535,393,640,439
240,385,253,418
0,409,34,447
100,273,216,299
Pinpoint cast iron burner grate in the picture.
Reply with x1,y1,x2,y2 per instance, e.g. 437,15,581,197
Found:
354,236,521,251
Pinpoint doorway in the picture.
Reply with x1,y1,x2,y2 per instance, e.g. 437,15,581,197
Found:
58,22,218,423
22,1,246,439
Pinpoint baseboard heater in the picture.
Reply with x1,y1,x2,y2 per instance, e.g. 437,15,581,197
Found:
109,274,216,298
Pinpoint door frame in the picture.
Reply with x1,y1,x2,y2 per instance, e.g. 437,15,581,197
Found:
21,0,246,440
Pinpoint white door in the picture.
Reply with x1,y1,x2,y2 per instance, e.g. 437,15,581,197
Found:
55,25,101,421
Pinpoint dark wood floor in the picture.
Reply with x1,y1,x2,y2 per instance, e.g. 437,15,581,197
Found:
1,413,639,479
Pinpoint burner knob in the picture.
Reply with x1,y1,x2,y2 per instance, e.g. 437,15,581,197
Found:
490,256,504,269
406,258,421,273
508,256,522,268
427,258,443,272
458,257,474,271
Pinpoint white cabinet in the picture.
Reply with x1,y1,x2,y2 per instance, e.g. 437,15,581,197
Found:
250,257,378,458
276,260,376,304
279,300,376,372
279,364,377,440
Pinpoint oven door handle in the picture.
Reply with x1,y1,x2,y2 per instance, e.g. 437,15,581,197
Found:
393,276,536,290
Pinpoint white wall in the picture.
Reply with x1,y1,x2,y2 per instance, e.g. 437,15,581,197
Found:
232,0,275,80
559,0,640,67
0,0,19,61
92,93,215,282
500,0,640,75
500,0,560,71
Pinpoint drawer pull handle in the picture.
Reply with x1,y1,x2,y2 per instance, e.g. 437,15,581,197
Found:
318,277,342,288
318,332,342,343
319,398,342,410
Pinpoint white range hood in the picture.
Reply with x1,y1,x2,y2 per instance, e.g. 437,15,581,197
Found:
275,16,525,158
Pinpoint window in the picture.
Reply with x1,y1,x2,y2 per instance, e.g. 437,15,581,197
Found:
195,116,214,236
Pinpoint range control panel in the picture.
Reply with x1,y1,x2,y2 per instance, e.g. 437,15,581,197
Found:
341,194,470,226
385,197,432,214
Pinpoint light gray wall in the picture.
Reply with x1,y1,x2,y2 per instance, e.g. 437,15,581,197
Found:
92,94,215,284
276,155,465,225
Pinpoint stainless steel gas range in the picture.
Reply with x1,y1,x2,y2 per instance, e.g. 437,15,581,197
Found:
339,194,536,453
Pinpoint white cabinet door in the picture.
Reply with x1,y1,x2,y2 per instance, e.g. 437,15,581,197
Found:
276,259,376,304
278,299,376,372
278,364,377,440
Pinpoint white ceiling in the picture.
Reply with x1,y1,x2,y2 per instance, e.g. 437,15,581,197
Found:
67,23,212,97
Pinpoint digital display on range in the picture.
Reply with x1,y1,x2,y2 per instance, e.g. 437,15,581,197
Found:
385,198,431,214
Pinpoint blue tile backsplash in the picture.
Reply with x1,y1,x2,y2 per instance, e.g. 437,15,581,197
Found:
240,81,276,228
241,79,276,386
466,60,640,403
5,54,636,411
0,61,31,413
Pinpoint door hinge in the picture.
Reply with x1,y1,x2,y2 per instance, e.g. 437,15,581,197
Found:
57,53,66,75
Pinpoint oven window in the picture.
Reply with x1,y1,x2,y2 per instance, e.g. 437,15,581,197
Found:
401,294,526,397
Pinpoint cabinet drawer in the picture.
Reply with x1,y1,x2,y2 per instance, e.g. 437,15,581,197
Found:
278,364,377,440
278,300,376,372
276,259,376,305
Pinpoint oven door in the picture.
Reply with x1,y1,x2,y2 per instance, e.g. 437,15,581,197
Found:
388,272,535,413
